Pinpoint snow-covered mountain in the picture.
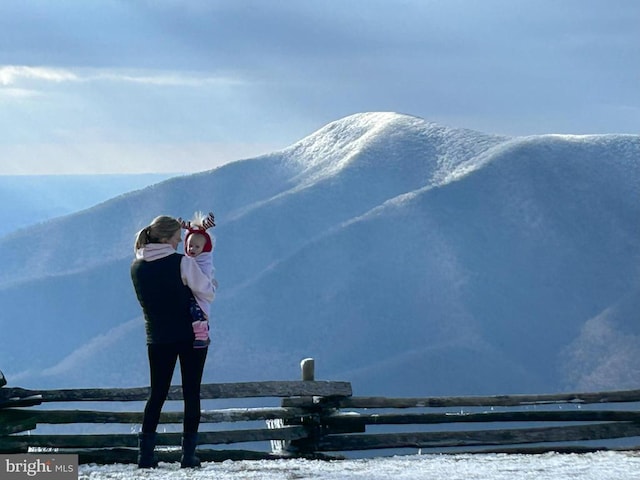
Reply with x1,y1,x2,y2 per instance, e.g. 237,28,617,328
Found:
1,112,638,396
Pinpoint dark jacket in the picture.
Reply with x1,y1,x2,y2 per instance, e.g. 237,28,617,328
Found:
131,253,194,344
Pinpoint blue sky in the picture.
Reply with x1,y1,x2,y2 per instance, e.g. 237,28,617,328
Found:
1,0,638,174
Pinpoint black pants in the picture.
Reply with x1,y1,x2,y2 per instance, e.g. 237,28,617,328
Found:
142,341,208,434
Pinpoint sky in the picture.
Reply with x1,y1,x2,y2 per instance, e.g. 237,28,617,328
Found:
0,0,638,174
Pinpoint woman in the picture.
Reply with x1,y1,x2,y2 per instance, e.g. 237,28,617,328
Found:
130,215,216,468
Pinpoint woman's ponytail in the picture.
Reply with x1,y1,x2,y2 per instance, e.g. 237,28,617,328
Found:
133,216,181,252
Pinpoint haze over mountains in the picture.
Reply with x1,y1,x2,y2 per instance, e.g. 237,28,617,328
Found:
0,174,176,238
0,112,638,397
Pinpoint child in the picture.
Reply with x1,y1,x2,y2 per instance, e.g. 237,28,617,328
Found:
181,211,217,348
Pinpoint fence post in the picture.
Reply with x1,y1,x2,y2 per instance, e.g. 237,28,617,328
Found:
269,358,318,455
300,358,315,382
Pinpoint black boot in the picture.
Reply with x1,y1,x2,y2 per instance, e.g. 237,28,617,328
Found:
180,432,201,468
137,432,158,468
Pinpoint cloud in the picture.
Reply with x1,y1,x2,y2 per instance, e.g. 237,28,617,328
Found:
89,71,246,87
0,65,78,85
0,64,246,88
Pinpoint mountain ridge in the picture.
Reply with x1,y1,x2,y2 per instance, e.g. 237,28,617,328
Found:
0,112,505,288
1,112,638,396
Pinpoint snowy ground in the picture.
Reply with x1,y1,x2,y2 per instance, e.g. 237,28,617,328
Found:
78,451,640,479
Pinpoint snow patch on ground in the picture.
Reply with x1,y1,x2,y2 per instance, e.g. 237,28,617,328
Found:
78,451,640,480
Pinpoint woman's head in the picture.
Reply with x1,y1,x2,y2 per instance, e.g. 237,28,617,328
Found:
134,215,182,251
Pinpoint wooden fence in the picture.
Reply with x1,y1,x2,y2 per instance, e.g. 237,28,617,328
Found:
1,360,639,464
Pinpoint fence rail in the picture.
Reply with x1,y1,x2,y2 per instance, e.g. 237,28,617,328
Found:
0,380,352,404
1,359,639,464
332,389,640,408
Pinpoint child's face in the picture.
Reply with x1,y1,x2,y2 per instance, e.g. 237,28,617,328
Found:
186,233,207,257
